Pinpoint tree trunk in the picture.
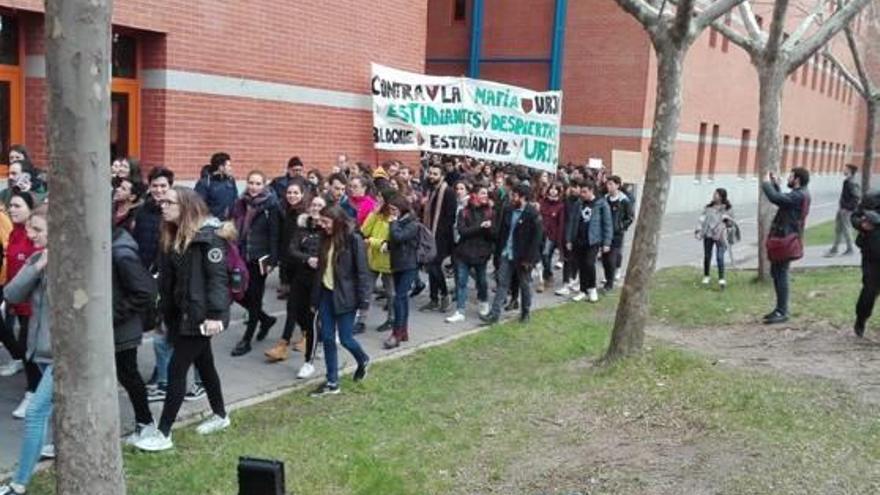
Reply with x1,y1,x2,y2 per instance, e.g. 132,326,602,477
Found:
863,98,877,195
754,64,787,281
44,1,126,494
605,45,686,361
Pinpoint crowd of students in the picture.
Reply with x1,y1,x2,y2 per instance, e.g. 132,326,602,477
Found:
0,149,636,494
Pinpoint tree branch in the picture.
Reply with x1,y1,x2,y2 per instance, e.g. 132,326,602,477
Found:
695,0,748,29
672,0,697,38
781,0,825,51
614,0,662,28
843,24,874,94
787,0,872,72
739,1,766,43
765,0,791,56
822,48,867,96
712,18,760,54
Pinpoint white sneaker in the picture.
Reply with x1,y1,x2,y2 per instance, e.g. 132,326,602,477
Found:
0,360,23,377
12,392,32,419
614,272,622,282
134,429,173,452
479,302,490,316
719,279,727,289
40,444,55,459
125,423,157,446
445,311,465,323
296,362,316,379
571,292,587,302
588,289,599,303
196,414,230,435
701,276,711,285
555,286,571,296
554,261,564,270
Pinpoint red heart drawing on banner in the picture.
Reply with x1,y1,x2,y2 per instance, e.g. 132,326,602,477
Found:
521,98,534,114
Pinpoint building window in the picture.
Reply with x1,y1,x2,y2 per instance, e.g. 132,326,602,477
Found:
812,56,819,90
709,28,718,48
820,141,827,173
811,139,819,169
709,124,720,180
793,137,801,168
801,63,809,86
453,0,467,21
782,135,790,172
721,13,731,52
695,122,708,180
112,33,137,79
738,129,751,178
111,32,140,160
0,15,19,66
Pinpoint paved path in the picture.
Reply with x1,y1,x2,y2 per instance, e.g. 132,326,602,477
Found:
0,191,852,473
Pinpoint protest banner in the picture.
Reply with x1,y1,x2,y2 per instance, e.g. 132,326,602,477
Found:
371,63,563,173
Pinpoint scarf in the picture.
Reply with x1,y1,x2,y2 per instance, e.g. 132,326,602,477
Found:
236,189,273,241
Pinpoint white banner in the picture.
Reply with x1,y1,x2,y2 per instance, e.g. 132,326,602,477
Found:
371,63,563,172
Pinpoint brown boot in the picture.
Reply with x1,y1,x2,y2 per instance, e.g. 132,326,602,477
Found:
264,339,290,362
399,326,410,342
383,329,402,349
291,338,306,353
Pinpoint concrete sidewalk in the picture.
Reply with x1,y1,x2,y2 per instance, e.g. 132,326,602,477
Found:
0,191,854,473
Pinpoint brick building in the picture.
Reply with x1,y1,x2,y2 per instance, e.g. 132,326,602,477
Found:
426,0,880,211
0,0,426,179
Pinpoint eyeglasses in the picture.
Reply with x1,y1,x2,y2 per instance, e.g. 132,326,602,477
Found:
159,199,179,207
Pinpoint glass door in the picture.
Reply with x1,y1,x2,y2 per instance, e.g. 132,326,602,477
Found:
110,33,140,160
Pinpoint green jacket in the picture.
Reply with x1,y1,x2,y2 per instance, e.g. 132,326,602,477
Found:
361,211,391,274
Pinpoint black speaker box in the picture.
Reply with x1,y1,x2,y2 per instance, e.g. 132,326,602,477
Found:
238,456,285,495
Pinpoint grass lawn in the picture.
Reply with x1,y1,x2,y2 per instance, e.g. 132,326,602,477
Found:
804,218,852,247
26,268,880,494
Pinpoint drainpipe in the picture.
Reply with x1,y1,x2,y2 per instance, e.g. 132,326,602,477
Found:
468,0,484,79
549,0,568,90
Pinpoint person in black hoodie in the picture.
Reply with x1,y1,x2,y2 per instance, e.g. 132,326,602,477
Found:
852,198,880,337
230,171,281,356
761,168,810,325
602,175,634,290
480,183,541,325
309,205,371,397
419,163,457,313
111,227,158,445
135,187,230,452
133,166,174,271
567,179,613,303
447,185,495,323
826,163,859,257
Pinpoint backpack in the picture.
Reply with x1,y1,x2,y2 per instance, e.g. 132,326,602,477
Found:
416,222,438,264
224,240,250,302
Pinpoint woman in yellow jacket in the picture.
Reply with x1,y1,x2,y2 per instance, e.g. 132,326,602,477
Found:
355,189,395,334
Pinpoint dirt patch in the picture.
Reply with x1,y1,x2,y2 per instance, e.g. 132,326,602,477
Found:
451,394,756,495
648,320,880,405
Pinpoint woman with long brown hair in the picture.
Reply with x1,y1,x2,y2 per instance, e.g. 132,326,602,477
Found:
309,205,371,396
135,187,231,452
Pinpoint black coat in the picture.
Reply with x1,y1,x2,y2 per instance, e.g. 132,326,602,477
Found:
159,222,231,340
231,194,282,264
112,229,157,352
423,181,457,260
279,204,308,268
311,231,371,315
840,177,860,211
287,213,322,283
762,181,810,238
389,213,420,272
495,204,541,265
454,203,495,265
131,198,163,271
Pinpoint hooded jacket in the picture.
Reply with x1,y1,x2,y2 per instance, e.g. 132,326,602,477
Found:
288,213,323,283
230,191,281,264
112,228,157,352
361,210,392,274
158,219,231,340
4,251,50,363
539,197,566,246
311,229,371,315
195,171,238,221
389,213,420,272
454,200,495,265
5,223,37,316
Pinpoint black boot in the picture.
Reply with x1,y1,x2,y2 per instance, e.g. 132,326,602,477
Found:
376,319,393,332
855,318,866,338
231,339,252,357
256,315,278,341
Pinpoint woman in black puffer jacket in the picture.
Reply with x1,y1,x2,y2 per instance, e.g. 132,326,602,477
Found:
230,170,281,356
447,184,495,324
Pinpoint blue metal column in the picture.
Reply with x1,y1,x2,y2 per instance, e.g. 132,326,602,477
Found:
468,0,484,78
549,0,568,90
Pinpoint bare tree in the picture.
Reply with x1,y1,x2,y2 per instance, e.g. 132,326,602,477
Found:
44,0,126,493
605,0,745,361
713,0,872,279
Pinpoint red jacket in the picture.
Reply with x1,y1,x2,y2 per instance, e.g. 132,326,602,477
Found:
540,197,566,245
6,223,37,316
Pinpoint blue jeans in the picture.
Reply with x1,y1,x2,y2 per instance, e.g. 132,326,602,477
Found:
541,239,557,280
455,260,488,312
489,258,532,318
392,269,418,330
703,238,726,279
319,289,369,386
771,260,791,315
153,331,202,387
14,364,52,487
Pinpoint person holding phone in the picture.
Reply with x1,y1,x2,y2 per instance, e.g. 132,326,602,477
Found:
135,187,231,452
230,170,281,357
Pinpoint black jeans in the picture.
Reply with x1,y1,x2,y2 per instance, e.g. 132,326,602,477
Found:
703,238,726,279
561,245,576,284
770,260,791,315
0,313,40,392
242,260,270,342
115,347,153,426
576,245,600,293
426,256,449,301
601,246,623,289
159,336,226,435
284,273,317,363
856,259,880,325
